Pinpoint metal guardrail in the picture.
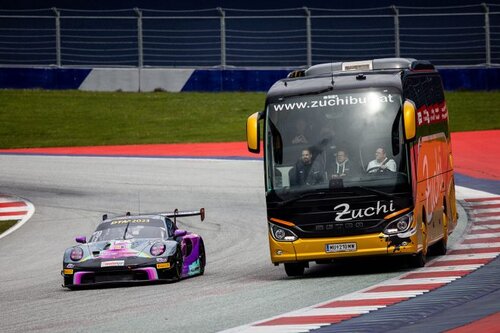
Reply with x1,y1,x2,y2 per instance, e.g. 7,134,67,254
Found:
0,4,499,68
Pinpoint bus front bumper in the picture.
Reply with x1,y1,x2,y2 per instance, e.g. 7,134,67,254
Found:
269,231,419,264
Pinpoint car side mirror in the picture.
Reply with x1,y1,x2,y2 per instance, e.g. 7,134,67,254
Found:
174,230,187,237
75,236,87,244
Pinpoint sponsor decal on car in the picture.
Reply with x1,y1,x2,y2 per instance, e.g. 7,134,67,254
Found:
110,218,150,225
100,260,125,267
156,258,168,263
188,259,201,275
63,269,74,275
156,263,171,269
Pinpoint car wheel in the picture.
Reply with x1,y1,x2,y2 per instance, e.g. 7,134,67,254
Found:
284,263,305,277
63,276,73,287
198,240,206,276
172,248,183,281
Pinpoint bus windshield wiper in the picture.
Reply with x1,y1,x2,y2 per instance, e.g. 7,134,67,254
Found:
277,190,328,207
352,186,395,198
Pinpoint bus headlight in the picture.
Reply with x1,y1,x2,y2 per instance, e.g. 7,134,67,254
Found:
269,223,298,242
384,212,413,235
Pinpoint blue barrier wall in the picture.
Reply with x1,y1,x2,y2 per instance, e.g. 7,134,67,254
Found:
0,67,91,90
438,68,500,91
0,67,498,92
182,69,291,92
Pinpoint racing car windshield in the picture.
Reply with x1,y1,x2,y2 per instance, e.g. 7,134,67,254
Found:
265,88,411,200
90,218,167,242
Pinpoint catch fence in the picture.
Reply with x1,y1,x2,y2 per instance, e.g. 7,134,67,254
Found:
0,4,499,68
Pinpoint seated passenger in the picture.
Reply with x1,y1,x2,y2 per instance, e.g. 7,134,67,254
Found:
289,118,310,145
289,148,326,186
331,150,354,179
367,147,397,173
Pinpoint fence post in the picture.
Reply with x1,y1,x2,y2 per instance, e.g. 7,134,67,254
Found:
483,3,491,67
217,7,226,68
304,7,312,67
134,8,143,92
52,7,61,67
134,8,144,68
392,5,400,58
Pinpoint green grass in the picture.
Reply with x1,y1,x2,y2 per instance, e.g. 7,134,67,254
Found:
446,91,500,132
0,220,17,234
0,90,264,148
0,90,498,149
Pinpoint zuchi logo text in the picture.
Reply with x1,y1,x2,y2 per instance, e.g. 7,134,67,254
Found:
334,201,395,221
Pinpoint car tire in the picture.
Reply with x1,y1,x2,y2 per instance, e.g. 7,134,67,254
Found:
63,276,73,287
198,240,206,276
284,263,305,277
172,248,183,281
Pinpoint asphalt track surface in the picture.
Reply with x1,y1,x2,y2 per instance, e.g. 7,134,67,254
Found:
0,155,480,333
0,130,498,333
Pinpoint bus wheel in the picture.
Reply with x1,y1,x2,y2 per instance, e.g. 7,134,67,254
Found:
410,251,426,268
284,263,305,277
410,216,428,268
433,207,448,256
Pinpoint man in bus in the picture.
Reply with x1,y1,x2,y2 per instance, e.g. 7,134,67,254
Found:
331,149,354,179
367,147,397,173
290,148,326,186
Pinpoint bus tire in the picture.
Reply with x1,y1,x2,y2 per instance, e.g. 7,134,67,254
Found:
433,205,448,256
410,251,426,268
410,212,428,267
284,263,305,277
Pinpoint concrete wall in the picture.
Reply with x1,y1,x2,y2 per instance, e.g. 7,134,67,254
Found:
0,67,499,92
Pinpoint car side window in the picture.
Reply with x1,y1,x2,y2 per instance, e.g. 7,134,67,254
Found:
164,217,175,237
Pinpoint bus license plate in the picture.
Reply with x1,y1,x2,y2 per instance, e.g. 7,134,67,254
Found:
326,243,356,253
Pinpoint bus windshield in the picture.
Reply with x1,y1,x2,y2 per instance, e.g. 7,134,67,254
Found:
265,88,410,199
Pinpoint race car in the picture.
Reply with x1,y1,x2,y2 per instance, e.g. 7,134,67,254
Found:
62,208,206,289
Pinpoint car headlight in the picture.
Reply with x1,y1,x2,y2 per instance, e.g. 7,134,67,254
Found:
70,247,84,261
150,242,166,256
384,212,413,235
269,223,298,242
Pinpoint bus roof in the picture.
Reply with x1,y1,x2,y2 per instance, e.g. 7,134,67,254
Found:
304,58,435,77
265,58,437,104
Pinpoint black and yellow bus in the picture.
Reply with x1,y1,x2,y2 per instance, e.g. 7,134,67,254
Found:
246,58,458,276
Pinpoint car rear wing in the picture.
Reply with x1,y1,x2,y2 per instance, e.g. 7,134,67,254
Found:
101,208,205,226
161,208,205,226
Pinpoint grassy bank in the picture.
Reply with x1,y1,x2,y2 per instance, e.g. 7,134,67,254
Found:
0,220,17,234
0,90,498,149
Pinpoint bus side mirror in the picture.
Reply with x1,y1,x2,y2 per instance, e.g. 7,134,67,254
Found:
247,112,261,154
403,100,416,141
